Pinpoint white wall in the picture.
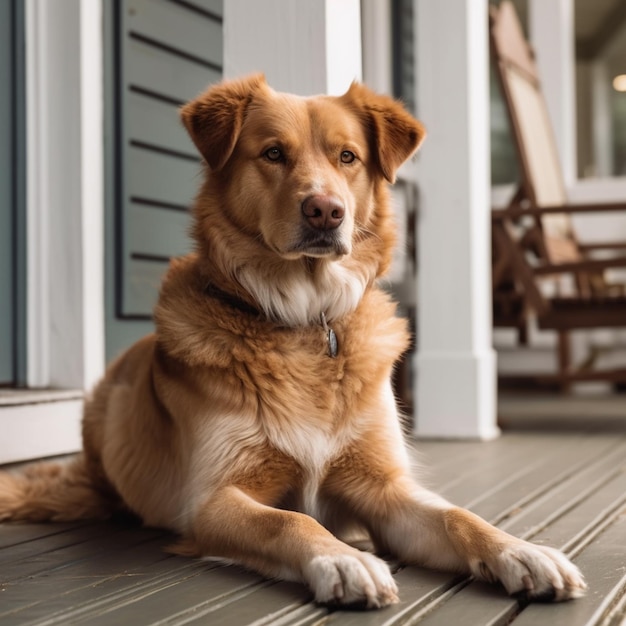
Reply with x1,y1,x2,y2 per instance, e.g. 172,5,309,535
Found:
223,0,361,95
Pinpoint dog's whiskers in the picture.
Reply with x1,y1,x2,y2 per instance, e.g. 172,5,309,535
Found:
353,224,382,244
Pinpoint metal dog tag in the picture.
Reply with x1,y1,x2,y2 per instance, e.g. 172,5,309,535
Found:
321,312,338,358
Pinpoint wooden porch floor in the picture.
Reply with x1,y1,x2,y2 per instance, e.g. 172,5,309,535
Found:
2,402,626,625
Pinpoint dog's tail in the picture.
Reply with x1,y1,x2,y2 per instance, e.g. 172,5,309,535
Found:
0,454,118,523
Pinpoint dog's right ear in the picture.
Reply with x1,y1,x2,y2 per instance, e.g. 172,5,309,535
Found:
180,74,266,171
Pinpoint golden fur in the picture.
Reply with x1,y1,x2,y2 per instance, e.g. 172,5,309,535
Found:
0,75,585,608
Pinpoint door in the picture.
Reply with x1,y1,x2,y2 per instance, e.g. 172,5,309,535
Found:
0,0,24,386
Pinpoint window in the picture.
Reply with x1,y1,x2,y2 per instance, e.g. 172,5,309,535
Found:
490,0,527,186
575,0,626,178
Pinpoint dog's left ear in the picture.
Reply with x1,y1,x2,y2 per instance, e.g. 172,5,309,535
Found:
344,82,426,183
180,74,267,171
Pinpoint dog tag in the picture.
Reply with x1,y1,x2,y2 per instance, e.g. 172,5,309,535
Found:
321,312,338,358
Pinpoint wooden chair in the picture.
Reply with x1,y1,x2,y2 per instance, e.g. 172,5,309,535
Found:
489,0,626,388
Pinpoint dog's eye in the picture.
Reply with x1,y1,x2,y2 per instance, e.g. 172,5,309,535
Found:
264,147,283,162
340,150,356,164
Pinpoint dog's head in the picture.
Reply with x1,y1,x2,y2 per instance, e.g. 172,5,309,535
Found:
181,75,425,263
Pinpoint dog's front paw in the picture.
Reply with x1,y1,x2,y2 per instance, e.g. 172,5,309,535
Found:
474,542,586,601
304,552,398,609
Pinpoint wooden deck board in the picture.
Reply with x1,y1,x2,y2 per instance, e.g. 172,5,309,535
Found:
409,445,626,626
515,515,626,626
1,430,625,625
0,522,91,549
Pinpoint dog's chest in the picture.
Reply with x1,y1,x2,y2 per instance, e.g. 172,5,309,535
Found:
234,300,407,425
230,328,353,465
261,408,349,476
258,420,346,522
195,288,408,483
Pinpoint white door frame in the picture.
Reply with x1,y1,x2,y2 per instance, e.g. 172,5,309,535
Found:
0,0,105,464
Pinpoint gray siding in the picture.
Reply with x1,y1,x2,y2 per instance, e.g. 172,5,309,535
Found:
116,0,223,318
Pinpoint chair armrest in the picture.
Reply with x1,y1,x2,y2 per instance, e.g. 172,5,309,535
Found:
579,242,626,252
493,202,626,221
533,256,626,276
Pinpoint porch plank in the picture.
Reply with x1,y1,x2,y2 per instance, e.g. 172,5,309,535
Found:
0,529,177,623
515,515,626,626
326,436,626,626
0,522,86,549
408,447,626,626
0,430,624,625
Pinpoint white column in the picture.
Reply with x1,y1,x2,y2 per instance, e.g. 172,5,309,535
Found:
360,0,393,95
223,0,361,95
529,0,577,185
414,0,498,440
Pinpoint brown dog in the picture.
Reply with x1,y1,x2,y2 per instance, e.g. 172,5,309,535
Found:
0,75,585,608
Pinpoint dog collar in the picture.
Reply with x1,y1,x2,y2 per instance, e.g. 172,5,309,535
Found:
204,282,338,358
204,283,261,317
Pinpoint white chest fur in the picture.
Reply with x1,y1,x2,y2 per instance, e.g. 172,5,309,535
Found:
264,423,341,519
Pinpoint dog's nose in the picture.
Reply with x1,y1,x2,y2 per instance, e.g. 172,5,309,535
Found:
301,195,345,231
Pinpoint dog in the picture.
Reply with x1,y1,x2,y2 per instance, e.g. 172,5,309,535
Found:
0,75,585,608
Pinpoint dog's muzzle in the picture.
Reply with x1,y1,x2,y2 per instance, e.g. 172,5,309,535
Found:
293,194,349,257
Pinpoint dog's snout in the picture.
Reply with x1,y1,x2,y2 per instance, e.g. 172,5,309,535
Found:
301,195,345,231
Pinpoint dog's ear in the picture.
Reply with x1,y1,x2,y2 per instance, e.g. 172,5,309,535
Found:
344,82,426,183
180,74,267,171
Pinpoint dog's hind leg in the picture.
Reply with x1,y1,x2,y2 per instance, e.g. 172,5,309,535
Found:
0,453,119,522
175,485,399,609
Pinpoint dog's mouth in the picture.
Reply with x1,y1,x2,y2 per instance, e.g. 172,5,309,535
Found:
288,231,350,258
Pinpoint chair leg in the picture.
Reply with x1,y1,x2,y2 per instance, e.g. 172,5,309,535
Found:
557,331,571,393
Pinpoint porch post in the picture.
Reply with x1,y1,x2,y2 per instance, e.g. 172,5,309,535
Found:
414,0,498,439
223,0,361,95
529,0,577,185
25,0,105,390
